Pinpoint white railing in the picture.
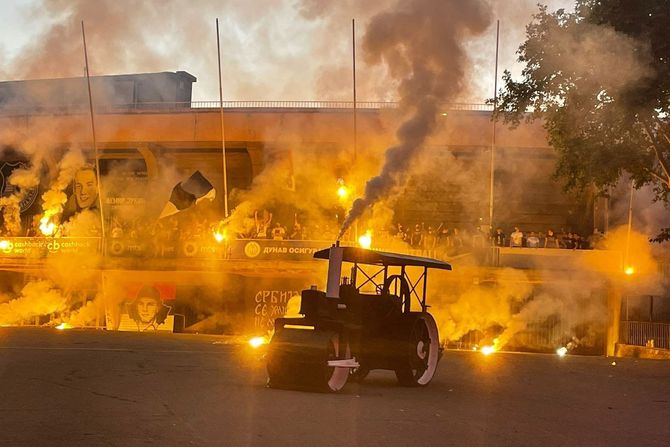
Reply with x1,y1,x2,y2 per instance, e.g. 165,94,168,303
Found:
0,100,493,115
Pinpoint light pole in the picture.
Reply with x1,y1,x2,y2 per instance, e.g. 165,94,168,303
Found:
624,179,634,275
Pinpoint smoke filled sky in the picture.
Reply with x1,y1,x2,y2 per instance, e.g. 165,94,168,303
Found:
0,0,573,103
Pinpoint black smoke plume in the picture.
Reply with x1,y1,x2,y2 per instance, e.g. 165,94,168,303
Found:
338,0,492,239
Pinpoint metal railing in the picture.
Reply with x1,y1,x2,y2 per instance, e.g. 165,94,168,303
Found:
0,100,493,115
620,321,670,349
660,262,670,278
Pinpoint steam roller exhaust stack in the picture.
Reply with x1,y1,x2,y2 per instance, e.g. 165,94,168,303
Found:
266,242,452,392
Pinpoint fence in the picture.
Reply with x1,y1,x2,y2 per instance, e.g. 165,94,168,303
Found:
448,316,606,354
620,321,670,349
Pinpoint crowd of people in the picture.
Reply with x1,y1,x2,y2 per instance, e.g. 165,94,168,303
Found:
4,205,609,257
236,210,341,241
389,223,606,252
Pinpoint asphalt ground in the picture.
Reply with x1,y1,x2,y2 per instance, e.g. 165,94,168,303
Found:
1,327,669,447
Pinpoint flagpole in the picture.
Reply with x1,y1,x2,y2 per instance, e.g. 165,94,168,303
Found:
216,18,229,217
352,18,357,163
488,20,500,232
352,18,358,241
81,21,106,244
624,179,634,269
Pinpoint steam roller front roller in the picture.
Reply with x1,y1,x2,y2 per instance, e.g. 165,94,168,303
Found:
266,328,351,392
395,312,440,387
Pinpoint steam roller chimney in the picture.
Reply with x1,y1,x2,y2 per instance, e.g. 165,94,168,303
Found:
326,241,343,298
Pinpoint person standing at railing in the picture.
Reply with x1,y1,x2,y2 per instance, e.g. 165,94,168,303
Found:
271,222,286,240
410,224,423,249
509,227,523,247
423,226,437,257
544,229,559,248
492,227,505,247
289,214,302,240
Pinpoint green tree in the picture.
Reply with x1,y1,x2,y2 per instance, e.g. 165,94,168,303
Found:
493,0,669,241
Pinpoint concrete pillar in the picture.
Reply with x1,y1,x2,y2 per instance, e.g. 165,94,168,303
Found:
137,144,159,179
606,281,622,357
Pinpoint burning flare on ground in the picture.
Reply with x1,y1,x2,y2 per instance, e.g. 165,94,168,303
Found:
556,346,568,357
479,338,501,356
55,322,73,330
480,345,496,356
249,336,268,349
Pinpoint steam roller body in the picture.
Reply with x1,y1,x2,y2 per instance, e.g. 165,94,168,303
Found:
266,244,451,393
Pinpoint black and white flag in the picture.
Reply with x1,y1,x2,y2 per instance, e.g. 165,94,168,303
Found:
159,171,216,219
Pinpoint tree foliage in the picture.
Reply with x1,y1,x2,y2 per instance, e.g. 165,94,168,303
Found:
493,0,669,241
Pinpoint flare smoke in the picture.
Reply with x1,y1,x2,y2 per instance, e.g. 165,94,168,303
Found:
338,0,492,239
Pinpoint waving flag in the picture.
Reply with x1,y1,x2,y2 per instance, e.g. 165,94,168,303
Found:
159,171,216,218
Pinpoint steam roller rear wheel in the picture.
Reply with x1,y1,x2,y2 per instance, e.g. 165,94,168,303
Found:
395,313,440,387
267,329,349,392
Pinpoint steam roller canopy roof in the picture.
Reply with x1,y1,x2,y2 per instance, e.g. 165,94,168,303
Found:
314,246,452,270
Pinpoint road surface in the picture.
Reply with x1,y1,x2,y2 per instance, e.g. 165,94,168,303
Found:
1,328,669,446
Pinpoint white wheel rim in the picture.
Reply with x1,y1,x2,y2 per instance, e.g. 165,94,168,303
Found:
416,315,439,386
327,336,349,391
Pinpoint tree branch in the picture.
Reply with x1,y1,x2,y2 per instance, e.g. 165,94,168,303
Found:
644,167,670,189
653,115,670,147
641,120,670,185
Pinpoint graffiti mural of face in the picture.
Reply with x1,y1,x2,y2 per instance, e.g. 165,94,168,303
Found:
74,169,98,209
137,297,159,323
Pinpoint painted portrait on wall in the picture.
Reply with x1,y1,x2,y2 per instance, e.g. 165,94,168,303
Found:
117,283,175,332
62,165,99,222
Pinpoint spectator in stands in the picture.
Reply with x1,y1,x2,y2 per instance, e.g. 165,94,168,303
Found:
451,228,463,248
25,215,40,237
587,228,604,249
438,224,451,247
492,227,505,247
254,209,272,239
564,232,575,249
423,226,437,254
472,225,487,248
544,229,559,248
289,214,302,240
392,224,407,247
460,228,471,248
271,222,286,240
510,227,523,247
526,231,540,248
410,224,423,248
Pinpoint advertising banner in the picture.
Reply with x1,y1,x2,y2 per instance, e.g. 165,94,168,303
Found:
230,239,328,261
0,237,100,257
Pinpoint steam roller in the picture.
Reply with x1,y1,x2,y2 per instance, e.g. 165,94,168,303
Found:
266,242,451,392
